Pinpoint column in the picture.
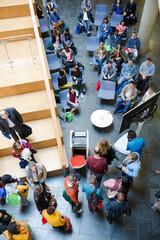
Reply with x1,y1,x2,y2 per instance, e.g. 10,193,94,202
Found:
138,0,159,53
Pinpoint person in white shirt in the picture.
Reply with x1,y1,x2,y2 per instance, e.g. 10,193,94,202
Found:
139,86,155,105
78,7,91,36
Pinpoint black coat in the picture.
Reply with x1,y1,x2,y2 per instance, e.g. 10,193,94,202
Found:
100,146,115,165
106,200,131,221
58,75,68,87
71,70,82,81
0,108,23,134
0,210,12,235
34,192,49,212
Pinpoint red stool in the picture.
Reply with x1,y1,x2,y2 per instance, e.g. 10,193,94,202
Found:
70,155,86,169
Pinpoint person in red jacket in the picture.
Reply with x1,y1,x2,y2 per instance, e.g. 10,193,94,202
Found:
64,175,82,213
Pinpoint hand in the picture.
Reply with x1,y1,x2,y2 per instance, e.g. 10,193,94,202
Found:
107,76,111,79
104,76,108,80
122,166,127,172
125,97,130,101
130,14,133,17
11,216,15,220
73,77,76,80
75,103,79,107
122,213,126,217
122,97,125,101
123,12,126,16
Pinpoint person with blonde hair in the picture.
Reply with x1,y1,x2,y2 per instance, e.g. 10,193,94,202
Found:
98,138,116,165
95,42,106,74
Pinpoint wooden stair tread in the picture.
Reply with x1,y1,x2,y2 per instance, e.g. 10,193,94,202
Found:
0,16,33,32
0,91,50,114
0,146,67,179
0,0,28,7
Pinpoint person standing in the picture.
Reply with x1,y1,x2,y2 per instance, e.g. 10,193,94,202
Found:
82,175,103,200
86,147,108,187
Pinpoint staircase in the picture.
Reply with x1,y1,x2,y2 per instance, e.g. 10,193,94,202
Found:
0,0,68,179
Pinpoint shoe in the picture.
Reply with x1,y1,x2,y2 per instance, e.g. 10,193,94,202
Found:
77,208,83,213
76,91,79,98
44,185,50,191
113,109,118,114
87,31,91,36
80,93,84,99
115,164,122,170
82,88,86,94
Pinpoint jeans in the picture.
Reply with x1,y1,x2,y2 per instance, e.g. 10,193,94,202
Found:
125,49,138,61
83,20,90,33
99,32,109,43
95,57,105,72
77,79,82,93
118,76,134,87
115,97,131,113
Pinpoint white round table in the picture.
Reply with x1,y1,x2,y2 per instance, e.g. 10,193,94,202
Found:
90,110,113,128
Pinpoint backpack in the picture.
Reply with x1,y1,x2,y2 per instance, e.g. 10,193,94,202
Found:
88,189,101,212
75,25,81,34
59,111,72,122
62,187,74,204
46,42,54,51
16,182,29,199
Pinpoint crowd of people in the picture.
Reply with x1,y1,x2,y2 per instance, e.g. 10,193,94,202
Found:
0,0,159,239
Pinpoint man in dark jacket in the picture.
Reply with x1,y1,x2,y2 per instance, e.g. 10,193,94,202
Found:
105,192,131,223
0,107,30,141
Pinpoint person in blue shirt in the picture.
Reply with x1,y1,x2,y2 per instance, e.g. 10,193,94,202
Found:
82,175,103,200
125,32,140,61
118,58,136,87
49,8,62,30
126,130,147,157
99,17,110,43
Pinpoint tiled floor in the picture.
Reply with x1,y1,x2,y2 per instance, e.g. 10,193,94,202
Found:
1,0,160,239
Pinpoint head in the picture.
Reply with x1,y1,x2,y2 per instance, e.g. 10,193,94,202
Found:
128,58,133,66
74,65,80,73
89,175,97,186
108,60,113,69
68,175,75,185
99,42,104,49
94,146,101,156
53,8,57,14
128,81,135,90
148,86,154,95
83,7,86,12
69,87,75,95
130,0,134,3
132,32,136,39
47,206,55,215
64,45,69,52
127,130,137,141
117,43,122,50
34,185,43,196
146,58,152,66
116,0,121,4
8,221,21,235
0,110,8,119
1,174,12,185
54,30,59,36
64,28,70,35
103,17,108,24
129,152,138,161
117,192,125,202
59,69,65,76
98,138,110,154
120,20,125,26
12,140,22,155
115,30,119,37
36,4,40,8
47,0,51,6
28,161,37,172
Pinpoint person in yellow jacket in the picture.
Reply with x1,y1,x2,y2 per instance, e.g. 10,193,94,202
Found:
42,206,66,229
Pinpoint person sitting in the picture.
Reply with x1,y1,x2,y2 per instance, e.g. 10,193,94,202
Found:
61,45,77,72
98,138,116,165
49,8,63,31
101,60,117,82
78,7,91,36
125,32,140,61
105,192,131,224
34,185,56,212
26,161,50,191
82,175,103,200
110,0,123,16
64,175,82,213
0,179,6,205
52,30,62,56
114,81,137,114
0,210,12,235
95,42,106,74
58,69,73,89
118,58,136,87
86,146,108,187
36,4,44,19
116,152,141,182
6,220,32,240
116,20,126,42
67,87,80,115
123,0,137,25
62,28,74,50
71,65,84,98
136,58,155,94
99,17,110,43
126,130,147,158
110,43,127,74
139,86,155,104
47,0,55,16
12,139,37,163
111,30,120,49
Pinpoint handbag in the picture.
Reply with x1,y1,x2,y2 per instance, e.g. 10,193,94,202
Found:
21,124,32,137
95,80,101,91
63,216,72,231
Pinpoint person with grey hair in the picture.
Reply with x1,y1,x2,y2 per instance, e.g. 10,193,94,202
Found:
0,107,32,141
82,175,103,200
26,161,50,191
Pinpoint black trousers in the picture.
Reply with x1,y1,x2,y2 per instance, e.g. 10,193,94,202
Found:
10,125,24,141
136,74,150,92
64,61,76,72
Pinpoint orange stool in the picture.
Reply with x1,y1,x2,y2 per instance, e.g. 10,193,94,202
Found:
70,155,86,169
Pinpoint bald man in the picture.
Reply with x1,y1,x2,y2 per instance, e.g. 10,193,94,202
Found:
0,107,31,141
86,146,108,187
105,192,131,224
